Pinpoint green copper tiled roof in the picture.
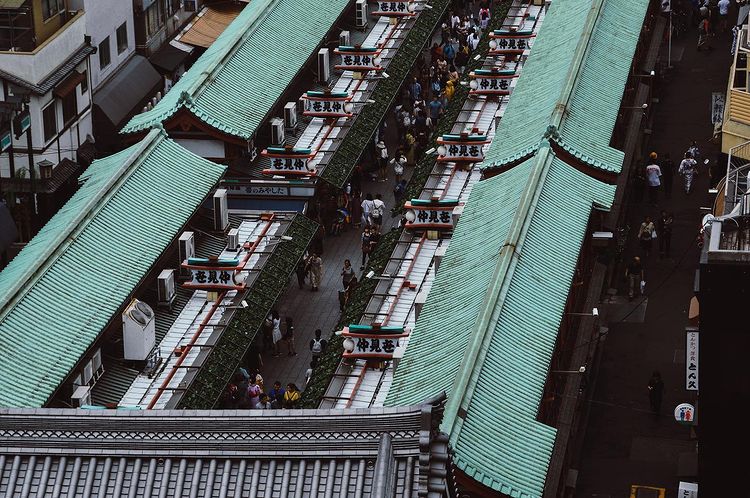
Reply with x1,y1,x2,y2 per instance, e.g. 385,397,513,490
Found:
121,0,350,139
482,0,648,174
386,147,616,497
0,129,226,407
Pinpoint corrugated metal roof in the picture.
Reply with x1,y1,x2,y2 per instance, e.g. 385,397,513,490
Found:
387,148,615,497
121,0,351,139
0,129,226,407
482,0,647,175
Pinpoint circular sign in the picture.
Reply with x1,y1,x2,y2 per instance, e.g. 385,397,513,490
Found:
674,403,695,423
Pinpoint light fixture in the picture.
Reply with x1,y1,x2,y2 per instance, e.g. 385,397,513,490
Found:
374,56,382,66
407,2,416,12
405,209,416,222
344,102,354,113
489,39,498,50
469,79,479,90
343,337,355,352
473,54,481,61
551,365,586,374
437,145,447,156
425,147,436,155
566,308,599,317
222,300,248,310
382,72,390,78
366,270,375,279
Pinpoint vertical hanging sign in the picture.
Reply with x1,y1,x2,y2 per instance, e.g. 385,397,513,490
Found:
685,327,698,391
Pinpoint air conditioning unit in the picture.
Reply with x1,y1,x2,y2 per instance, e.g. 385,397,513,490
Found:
122,299,156,361
178,231,195,276
71,385,92,408
340,30,351,47
317,48,330,85
227,228,240,250
91,348,104,381
283,102,297,130
213,188,229,232
270,117,285,146
355,0,368,29
157,269,176,308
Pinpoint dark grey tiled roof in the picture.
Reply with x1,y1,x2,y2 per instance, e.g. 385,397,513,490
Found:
0,397,450,497
0,44,96,95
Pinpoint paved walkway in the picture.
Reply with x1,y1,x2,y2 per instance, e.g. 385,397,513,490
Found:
576,16,732,497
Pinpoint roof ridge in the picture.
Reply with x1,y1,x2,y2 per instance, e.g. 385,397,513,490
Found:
442,144,555,440
0,129,167,323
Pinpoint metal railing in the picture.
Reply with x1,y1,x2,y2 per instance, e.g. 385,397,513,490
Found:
724,140,750,215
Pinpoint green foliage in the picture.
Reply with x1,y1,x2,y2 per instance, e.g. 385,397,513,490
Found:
319,0,453,188
177,215,319,409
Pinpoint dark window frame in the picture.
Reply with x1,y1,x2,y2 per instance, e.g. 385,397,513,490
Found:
116,22,128,54
42,102,57,143
98,36,111,70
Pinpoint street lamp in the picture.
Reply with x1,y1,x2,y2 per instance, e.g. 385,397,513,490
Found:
551,365,587,374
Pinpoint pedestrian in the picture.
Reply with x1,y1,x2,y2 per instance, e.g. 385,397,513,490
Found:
361,226,374,269
309,329,327,364
645,152,662,205
658,211,674,258
443,37,456,65
404,131,416,166
625,256,644,300
295,254,308,289
647,371,664,415
455,43,469,72
394,179,407,205
307,252,322,291
718,0,729,31
361,193,374,227
479,7,491,30
638,216,656,257
226,373,249,408
376,140,388,182
697,13,712,51
304,361,314,388
662,152,674,199
371,193,386,233
409,76,422,101
268,381,285,409
343,275,358,310
261,313,274,352
351,189,363,228
687,140,701,162
393,153,406,184
679,151,698,194
429,95,443,124
256,393,273,410
341,259,355,290
467,30,480,51
283,383,301,409
271,309,283,357
247,374,262,409
284,316,297,356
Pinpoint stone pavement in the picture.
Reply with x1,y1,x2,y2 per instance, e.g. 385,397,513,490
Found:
575,14,732,498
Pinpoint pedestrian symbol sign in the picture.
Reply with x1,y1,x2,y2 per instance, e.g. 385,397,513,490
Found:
674,403,695,424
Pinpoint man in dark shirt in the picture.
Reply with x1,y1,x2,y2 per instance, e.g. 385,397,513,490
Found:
625,256,644,300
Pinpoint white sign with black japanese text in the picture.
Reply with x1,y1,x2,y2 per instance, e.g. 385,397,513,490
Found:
374,1,411,14
188,268,240,289
268,156,310,173
440,143,484,162
473,77,514,94
686,329,698,391
491,36,533,53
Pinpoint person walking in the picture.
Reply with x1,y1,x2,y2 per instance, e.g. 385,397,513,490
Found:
645,153,662,205
661,152,675,199
283,383,301,409
394,179,407,206
295,254,308,289
309,329,327,365
361,226,374,270
393,153,406,184
658,211,674,258
307,253,322,291
371,194,386,233
341,259,355,290
268,381,285,409
261,313,274,353
247,375,262,409
270,310,283,357
625,256,644,301
376,140,389,182
679,151,698,194
361,193,374,228
638,216,656,257
284,316,297,356
647,371,664,416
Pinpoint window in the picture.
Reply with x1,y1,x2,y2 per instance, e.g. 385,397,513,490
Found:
42,102,57,143
145,2,165,38
80,70,88,93
116,22,128,54
41,0,62,21
62,91,77,125
98,37,110,70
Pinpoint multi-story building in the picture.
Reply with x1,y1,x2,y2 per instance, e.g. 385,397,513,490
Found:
133,0,202,57
0,0,95,241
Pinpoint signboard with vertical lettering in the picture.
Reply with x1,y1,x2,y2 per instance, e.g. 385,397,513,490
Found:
685,328,698,391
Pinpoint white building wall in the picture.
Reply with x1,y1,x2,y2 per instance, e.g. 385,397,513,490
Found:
69,0,136,90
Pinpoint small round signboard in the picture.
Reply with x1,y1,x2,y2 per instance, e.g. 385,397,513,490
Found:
674,403,695,424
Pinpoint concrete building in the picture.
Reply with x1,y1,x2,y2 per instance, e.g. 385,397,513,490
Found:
0,0,95,240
